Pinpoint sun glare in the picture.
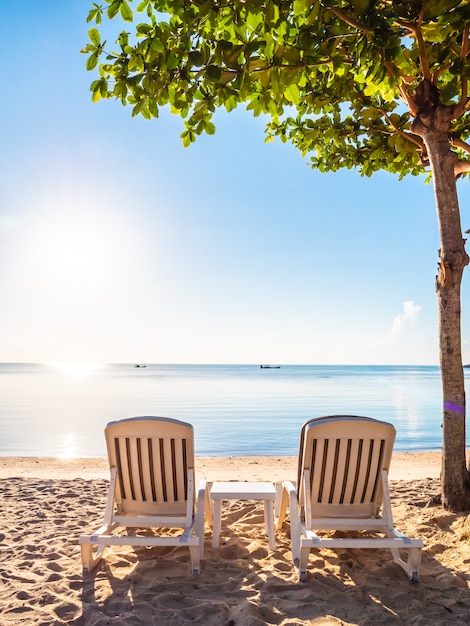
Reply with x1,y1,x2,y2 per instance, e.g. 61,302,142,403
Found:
10,186,168,363
48,361,105,378
29,218,115,288
19,186,143,300
58,432,78,459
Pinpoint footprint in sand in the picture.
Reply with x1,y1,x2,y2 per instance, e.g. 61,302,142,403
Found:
47,561,63,573
16,590,32,601
54,602,80,620
250,546,269,559
46,573,62,582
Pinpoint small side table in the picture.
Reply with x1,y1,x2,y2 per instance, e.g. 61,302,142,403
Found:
208,481,277,551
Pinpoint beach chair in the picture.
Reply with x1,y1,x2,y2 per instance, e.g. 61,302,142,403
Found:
276,415,423,582
79,416,206,575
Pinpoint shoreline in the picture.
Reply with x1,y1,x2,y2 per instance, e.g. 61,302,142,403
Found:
0,450,441,481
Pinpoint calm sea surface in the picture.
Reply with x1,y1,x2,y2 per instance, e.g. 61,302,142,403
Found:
0,363,467,457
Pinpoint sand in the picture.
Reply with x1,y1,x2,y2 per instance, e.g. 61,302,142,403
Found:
0,453,469,625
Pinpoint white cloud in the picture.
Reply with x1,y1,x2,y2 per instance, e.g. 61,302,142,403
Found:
377,301,422,348
390,301,422,338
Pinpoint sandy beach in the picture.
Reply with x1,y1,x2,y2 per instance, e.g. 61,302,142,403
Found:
1,453,469,625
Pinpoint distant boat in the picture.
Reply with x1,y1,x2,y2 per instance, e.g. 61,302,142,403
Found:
260,364,281,369
133,364,147,368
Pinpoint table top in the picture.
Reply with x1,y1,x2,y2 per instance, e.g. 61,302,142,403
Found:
210,481,276,499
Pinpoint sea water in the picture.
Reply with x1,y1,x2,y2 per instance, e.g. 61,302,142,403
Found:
0,363,466,458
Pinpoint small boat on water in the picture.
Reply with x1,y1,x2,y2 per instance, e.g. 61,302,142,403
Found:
260,364,281,369
133,364,147,368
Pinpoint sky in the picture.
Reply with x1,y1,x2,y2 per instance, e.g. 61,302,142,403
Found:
1,2,470,366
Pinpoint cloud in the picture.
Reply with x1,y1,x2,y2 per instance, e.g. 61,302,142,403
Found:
376,301,422,348
389,301,422,340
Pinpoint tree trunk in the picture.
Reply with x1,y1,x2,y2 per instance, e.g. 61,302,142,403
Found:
413,105,470,512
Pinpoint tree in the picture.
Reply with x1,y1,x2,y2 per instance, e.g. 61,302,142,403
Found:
82,0,470,511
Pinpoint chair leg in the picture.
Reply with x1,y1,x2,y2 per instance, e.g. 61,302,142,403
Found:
189,544,200,576
407,548,421,582
194,516,205,560
390,546,421,582
298,547,310,582
81,543,106,574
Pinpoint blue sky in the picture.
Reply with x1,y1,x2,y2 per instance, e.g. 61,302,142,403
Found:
1,1,469,365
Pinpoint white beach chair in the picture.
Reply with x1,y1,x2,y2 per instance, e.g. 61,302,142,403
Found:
276,415,423,582
79,416,206,575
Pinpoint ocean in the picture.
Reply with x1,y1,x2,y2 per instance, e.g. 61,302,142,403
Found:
0,363,465,458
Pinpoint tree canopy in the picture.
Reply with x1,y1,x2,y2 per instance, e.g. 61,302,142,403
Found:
83,0,470,512
83,0,470,178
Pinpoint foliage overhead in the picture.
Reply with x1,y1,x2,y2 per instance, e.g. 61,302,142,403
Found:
82,0,470,179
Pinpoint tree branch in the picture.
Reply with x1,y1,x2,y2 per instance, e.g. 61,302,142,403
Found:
381,109,423,149
416,3,432,82
432,62,452,84
396,7,432,82
451,136,470,156
454,160,470,177
461,22,469,61
398,82,419,116
328,6,371,35
452,23,470,119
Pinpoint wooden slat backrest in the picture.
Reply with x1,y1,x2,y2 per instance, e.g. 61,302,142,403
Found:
105,417,195,516
298,416,395,519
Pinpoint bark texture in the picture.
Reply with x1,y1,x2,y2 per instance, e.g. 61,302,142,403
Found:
413,104,470,511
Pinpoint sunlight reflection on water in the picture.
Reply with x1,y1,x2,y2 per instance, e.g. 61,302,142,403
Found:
0,363,464,457
47,362,106,379
57,432,78,459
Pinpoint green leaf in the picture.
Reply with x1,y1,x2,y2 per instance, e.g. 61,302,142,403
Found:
107,1,120,20
189,50,204,66
306,3,320,26
136,23,152,35
181,130,195,147
206,65,222,82
351,0,371,14
423,0,462,19
293,0,310,17
120,1,134,22
151,38,165,52
450,58,465,76
148,99,159,117
285,83,300,104
88,27,100,46
165,53,178,69
90,78,107,101
132,99,146,117
205,121,216,135
114,81,128,99
87,8,102,25
86,52,99,71
128,54,145,72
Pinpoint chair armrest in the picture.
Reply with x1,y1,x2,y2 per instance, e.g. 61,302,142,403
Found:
196,479,207,521
275,480,302,563
275,480,298,529
203,481,213,526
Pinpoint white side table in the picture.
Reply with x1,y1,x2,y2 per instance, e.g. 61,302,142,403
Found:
208,481,277,551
